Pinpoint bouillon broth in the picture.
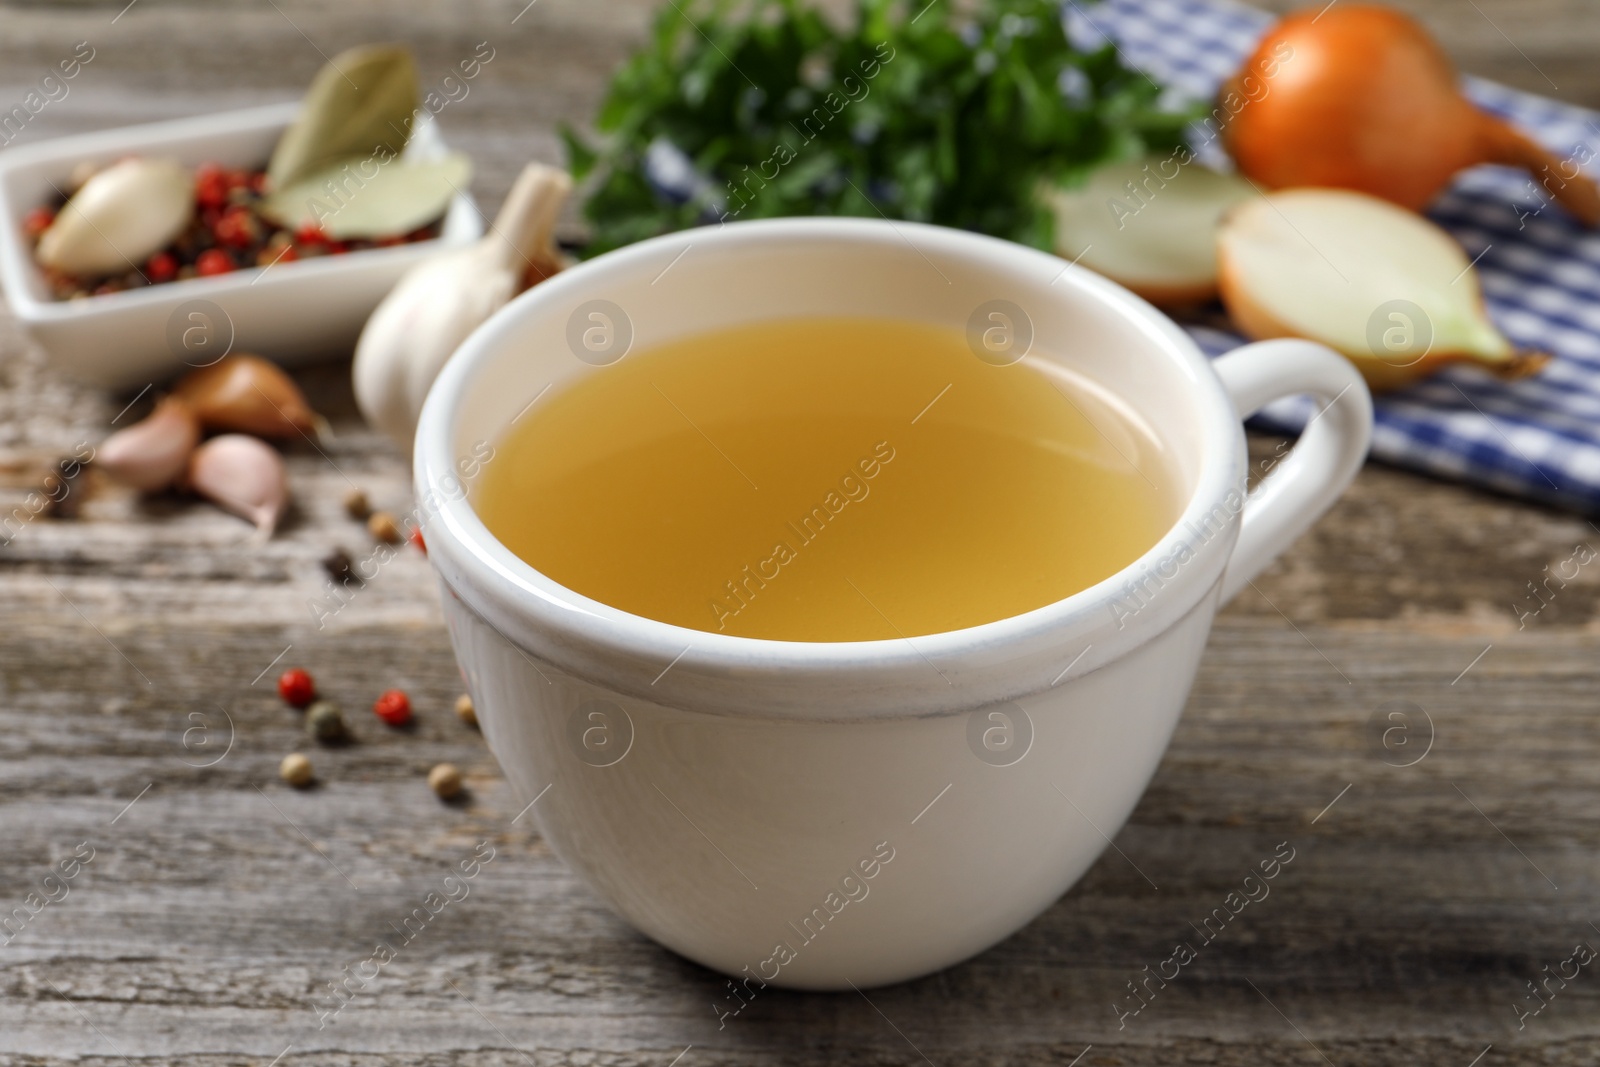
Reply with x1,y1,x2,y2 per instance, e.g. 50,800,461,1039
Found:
473,317,1178,642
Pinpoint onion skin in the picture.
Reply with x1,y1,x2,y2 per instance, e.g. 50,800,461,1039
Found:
1221,5,1600,226
172,355,319,439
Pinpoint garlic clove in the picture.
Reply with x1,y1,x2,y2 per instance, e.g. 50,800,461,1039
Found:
96,395,201,492
36,158,194,278
185,433,290,536
353,163,572,451
68,160,100,194
172,354,319,439
1047,157,1253,308
1216,188,1548,391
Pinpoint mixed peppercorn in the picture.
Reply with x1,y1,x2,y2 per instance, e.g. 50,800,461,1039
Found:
27,161,442,300
274,666,474,799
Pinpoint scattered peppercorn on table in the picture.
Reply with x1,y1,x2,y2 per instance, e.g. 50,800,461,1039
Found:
3,1,1600,1065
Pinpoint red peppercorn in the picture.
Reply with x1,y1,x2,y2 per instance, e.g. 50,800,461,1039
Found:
277,668,316,708
294,222,327,245
196,249,235,276
22,206,56,239
145,251,178,283
213,207,256,249
409,527,426,554
373,689,412,727
195,163,230,209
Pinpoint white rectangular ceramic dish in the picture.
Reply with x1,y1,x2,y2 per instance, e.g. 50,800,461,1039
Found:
0,102,482,388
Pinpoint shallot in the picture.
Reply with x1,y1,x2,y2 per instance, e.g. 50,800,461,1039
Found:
172,355,321,439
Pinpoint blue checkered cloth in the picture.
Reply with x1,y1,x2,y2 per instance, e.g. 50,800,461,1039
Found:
1078,0,1600,512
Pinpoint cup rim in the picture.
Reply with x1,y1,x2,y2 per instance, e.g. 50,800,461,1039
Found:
415,217,1246,715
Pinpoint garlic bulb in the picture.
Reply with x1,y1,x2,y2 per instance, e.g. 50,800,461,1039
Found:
185,434,289,536
353,163,572,450
37,158,194,277
97,395,201,492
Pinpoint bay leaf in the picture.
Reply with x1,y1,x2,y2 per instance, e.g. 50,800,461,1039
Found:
260,153,472,239
268,44,420,191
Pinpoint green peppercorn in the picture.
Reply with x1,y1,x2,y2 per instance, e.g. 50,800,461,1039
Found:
305,699,346,743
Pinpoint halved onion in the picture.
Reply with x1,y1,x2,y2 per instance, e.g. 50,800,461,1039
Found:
1048,156,1253,308
1216,188,1547,391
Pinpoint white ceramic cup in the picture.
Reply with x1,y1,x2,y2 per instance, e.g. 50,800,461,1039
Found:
415,218,1372,991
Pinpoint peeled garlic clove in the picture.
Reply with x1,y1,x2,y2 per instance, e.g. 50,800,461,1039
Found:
1048,157,1253,308
36,158,194,277
96,395,201,492
1216,188,1548,391
185,434,289,535
172,354,319,438
353,163,572,451
68,160,100,193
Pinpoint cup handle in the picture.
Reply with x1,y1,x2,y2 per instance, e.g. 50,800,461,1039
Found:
1211,339,1374,603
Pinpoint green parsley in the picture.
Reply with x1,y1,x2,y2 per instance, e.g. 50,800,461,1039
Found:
562,0,1197,257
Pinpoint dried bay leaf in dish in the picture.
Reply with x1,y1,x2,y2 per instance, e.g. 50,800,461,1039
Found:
260,153,471,239
269,44,420,190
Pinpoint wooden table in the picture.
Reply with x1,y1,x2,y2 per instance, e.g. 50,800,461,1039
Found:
3,2,1597,1064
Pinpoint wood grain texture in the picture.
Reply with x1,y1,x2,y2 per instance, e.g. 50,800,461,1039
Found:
3,1,1600,1065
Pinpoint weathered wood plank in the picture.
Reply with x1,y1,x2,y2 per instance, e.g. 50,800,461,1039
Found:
4,1,1600,1065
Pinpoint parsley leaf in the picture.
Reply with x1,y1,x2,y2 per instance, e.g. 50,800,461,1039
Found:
563,0,1198,257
